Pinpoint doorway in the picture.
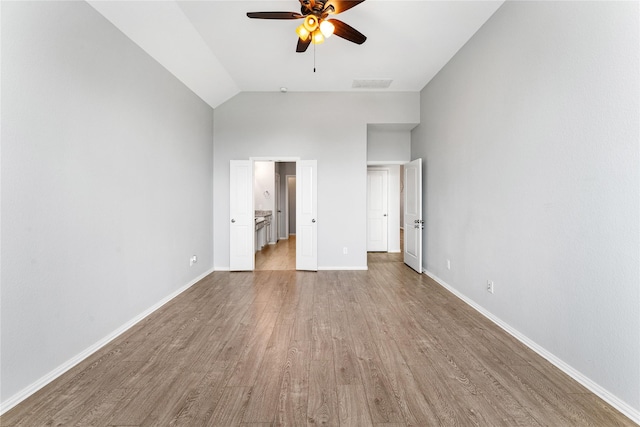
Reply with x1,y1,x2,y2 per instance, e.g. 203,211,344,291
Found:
255,162,296,271
367,169,388,252
366,165,402,254
230,158,317,272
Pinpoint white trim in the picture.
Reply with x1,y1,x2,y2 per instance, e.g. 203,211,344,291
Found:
214,266,230,271
250,156,300,162
0,268,214,415
318,266,368,271
423,269,640,425
367,160,408,165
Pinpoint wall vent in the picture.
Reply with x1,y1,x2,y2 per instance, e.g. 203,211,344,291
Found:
352,79,393,89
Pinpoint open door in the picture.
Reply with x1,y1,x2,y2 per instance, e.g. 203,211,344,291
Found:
296,160,317,271
404,158,422,273
230,160,254,271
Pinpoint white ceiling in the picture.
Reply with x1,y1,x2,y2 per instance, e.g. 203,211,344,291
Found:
88,0,504,108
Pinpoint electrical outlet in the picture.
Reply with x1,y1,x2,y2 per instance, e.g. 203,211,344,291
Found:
487,280,494,294
190,255,197,266
447,259,451,270
343,247,348,255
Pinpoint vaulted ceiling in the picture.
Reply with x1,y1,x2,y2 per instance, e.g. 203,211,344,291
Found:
88,1,504,108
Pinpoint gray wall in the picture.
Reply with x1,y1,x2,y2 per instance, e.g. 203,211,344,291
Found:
1,1,214,405
213,92,419,270
412,0,639,414
253,161,275,212
367,127,412,164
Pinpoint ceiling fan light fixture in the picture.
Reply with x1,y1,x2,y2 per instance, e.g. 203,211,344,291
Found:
319,20,334,38
302,15,318,32
312,29,325,44
296,24,310,41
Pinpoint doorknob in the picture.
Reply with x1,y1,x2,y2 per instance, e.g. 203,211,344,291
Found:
231,219,236,223
312,219,316,223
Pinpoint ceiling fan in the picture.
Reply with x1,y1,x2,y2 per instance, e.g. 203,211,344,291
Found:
247,0,367,53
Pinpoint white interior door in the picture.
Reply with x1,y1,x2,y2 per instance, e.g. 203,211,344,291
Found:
367,169,388,252
230,160,254,271
296,160,317,271
404,158,422,273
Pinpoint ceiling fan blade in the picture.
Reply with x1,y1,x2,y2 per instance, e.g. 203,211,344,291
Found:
296,37,311,53
328,19,366,44
247,11,304,19
324,0,365,14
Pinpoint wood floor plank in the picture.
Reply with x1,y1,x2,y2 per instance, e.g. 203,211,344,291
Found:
166,361,230,426
241,314,296,423
2,249,636,427
405,294,544,425
225,308,280,386
307,359,339,426
7,358,143,427
216,303,270,362
206,386,252,427
73,388,139,427
276,340,311,426
343,292,404,424
337,385,373,427
255,236,296,271
138,370,208,426
311,277,333,361
331,310,362,386
293,272,315,341
369,335,441,426
569,393,637,427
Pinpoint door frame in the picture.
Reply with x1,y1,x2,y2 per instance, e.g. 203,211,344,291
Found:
366,165,402,254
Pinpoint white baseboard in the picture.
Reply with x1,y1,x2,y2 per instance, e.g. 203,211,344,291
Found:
214,266,369,272
0,268,214,415
423,269,640,425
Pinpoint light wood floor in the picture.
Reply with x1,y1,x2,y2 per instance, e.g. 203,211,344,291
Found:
2,255,635,426
255,236,296,271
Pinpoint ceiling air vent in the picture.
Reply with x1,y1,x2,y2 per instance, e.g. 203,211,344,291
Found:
352,79,393,89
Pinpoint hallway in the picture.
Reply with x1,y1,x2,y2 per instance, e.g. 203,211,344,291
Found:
255,236,296,271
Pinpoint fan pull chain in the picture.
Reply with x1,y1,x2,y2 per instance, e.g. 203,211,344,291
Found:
313,42,316,73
